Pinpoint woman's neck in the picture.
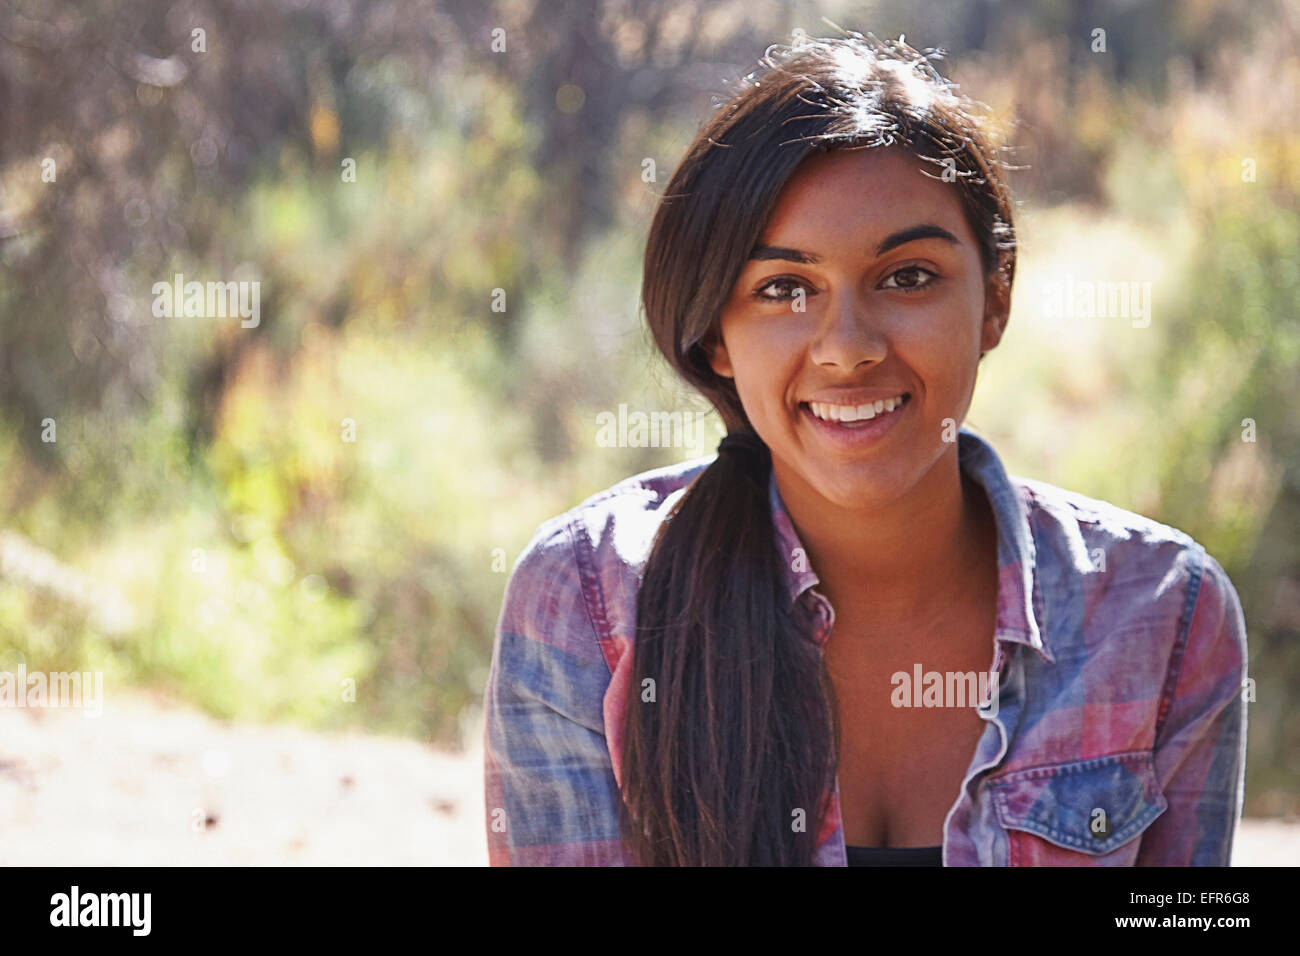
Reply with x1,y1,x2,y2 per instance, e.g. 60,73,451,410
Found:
773,445,998,632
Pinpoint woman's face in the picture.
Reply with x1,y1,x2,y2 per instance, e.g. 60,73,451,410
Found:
707,146,1009,511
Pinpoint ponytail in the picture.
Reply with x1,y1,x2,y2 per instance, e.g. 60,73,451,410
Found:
617,432,839,865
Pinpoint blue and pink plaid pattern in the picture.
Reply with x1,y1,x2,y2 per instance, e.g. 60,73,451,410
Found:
484,428,1249,865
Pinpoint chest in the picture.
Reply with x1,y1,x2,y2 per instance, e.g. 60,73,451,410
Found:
823,609,999,848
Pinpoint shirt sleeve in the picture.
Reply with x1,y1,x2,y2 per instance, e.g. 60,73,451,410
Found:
482,517,632,865
1137,549,1249,866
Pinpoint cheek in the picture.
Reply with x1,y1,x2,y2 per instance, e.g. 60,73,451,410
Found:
892,314,971,371
730,342,806,429
727,320,797,382
900,290,985,370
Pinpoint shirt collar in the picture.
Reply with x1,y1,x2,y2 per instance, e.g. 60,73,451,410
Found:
767,426,1053,664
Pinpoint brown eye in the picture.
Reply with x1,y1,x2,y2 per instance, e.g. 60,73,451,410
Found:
880,265,938,291
753,277,811,302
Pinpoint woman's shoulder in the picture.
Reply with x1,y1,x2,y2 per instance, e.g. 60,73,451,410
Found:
993,473,1247,802
504,455,717,643
520,454,715,557
1008,476,1211,572
1012,473,1200,552
1003,472,1245,662
964,430,1213,582
572,453,717,523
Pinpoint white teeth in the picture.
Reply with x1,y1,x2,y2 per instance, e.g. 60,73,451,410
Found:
807,394,907,423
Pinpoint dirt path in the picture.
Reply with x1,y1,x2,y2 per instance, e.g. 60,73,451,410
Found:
1,690,1294,866
0,690,487,866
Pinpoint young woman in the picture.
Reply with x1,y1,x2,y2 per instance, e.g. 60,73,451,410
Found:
484,33,1248,866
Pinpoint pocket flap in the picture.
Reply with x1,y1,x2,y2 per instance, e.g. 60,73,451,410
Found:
988,751,1168,855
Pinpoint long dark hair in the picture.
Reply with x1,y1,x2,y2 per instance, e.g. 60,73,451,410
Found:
618,32,1018,866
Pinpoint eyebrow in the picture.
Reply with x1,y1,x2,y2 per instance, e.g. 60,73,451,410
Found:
747,223,961,263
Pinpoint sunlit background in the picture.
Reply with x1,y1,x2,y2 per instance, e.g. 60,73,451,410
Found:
1,0,1297,864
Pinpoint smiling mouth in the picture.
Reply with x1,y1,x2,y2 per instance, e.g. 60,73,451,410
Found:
799,392,911,425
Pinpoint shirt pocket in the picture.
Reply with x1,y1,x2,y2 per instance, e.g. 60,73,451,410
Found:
987,751,1168,866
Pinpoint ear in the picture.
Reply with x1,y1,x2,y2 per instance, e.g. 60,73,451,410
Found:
703,331,735,379
979,262,1012,356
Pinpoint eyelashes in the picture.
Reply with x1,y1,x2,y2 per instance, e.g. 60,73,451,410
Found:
751,276,811,302
751,265,940,302
879,264,940,292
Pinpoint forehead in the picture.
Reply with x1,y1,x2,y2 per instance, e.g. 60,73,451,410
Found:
758,146,973,246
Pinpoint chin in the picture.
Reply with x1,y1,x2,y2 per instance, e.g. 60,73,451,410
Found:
812,462,911,510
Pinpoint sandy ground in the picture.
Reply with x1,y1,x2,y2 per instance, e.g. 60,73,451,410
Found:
0,690,1294,866
0,690,488,866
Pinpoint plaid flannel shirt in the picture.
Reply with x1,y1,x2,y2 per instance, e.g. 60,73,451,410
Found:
483,427,1249,865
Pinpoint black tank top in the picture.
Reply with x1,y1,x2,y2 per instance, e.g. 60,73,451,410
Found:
845,844,943,866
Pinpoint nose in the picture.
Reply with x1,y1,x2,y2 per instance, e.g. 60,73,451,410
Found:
807,288,887,369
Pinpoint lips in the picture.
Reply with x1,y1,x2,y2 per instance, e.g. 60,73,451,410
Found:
797,392,911,444
803,392,910,423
